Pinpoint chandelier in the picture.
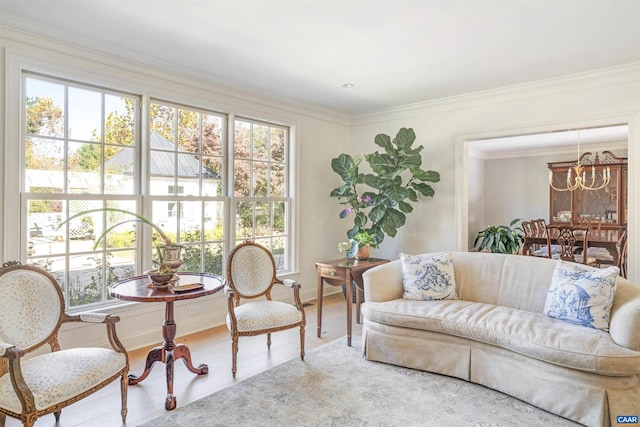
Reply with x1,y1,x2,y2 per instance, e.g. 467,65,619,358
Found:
548,130,611,192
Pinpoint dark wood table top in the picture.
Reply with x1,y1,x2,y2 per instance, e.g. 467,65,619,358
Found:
109,272,226,303
316,257,389,269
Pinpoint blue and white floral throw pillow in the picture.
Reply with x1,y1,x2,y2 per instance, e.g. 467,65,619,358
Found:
401,252,458,300
543,260,619,331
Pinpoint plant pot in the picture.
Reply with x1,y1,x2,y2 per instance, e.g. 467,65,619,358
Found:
158,244,183,273
355,245,370,260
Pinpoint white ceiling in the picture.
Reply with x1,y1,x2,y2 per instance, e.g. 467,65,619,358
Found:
1,0,639,116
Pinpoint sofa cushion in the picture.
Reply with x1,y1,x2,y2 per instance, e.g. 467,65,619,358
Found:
400,252,458,301
543,261,619,331
362,299,640,376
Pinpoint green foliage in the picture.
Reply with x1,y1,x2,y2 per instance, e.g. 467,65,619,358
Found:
330,128,440,247
473,218,524,254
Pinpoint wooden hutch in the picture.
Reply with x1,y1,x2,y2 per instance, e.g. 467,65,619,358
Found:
548,151,627,229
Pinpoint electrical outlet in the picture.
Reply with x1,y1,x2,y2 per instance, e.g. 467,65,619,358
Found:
188,305,200,316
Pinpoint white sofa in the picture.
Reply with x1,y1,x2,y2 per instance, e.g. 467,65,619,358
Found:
361,251,640,427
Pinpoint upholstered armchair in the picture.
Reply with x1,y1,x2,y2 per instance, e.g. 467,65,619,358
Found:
0,261,129,427
225,241,305,378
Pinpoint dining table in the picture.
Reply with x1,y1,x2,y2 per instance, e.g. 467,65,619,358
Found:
522,228,624,266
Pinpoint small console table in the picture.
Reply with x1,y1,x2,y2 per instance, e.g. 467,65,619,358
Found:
109,273,225,410
315,257,389,346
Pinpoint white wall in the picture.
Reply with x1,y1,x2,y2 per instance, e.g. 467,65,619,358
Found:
0,26,351,351
350,64,640,283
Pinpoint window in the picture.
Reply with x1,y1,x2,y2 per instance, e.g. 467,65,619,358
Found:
23,74,140,309
19,74,294,312
149,101,226,276
233,118,290,270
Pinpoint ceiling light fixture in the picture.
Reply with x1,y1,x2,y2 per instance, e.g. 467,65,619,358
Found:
341,83,354,88
548,129,611,192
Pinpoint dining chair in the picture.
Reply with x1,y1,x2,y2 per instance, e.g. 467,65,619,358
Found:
526,219,560,258
225,241,306,378
588,229,628,278
0,261,129,427
545,224,596,265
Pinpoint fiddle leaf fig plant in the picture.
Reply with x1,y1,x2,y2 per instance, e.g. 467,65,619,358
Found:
330,127,440,248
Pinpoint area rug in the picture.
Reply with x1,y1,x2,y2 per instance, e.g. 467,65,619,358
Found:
140,338,580,427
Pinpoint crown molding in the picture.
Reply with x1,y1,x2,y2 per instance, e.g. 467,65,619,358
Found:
352,63,640,126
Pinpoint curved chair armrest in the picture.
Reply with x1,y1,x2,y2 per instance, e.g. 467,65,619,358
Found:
61,313,128,355
63,312,120,324
0,342,22,358
278,278,301,289
609,279,640,351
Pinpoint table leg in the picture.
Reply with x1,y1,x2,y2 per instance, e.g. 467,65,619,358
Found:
345,270,352,347
356,286,362,324
316,269,323,338
128,301,208,411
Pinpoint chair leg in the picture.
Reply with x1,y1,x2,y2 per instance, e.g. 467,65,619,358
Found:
0,413,5,427
120,371,128,423
299,325,305,361
54,410,61,422
231,335,238,378
267,333,272,350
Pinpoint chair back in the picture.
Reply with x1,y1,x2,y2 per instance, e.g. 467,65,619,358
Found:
226,241,276,298
546,225,590,263
532,219,547,236
617,229,628,277
522,221,534,237
0,262,64,352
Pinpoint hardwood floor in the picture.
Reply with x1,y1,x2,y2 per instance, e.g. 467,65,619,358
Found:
6,293,360,427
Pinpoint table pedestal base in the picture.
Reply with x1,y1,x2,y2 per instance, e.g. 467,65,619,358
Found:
128,301,208,410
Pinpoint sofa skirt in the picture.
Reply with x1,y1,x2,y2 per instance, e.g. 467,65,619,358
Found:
363,319,640,427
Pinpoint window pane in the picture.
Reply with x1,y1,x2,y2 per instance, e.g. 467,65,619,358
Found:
271,128,285,162
234,121,250,158
26,78,65,138
105,95,136,146
105,146,135,194
202,114,223,156
202,156,222,196
68,87,101,142
204,201,224,241
25,137,65,177
274,202,286,236
271,163,285,196
151,103,175,141
255,202,271,237
176,153,202,196
253,124,269,160
235,201,253,239
253,162,268,197
234,160,251,196
178,109,199,153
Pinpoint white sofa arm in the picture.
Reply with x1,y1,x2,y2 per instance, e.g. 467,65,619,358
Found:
609,279,640,351
363,259,403,302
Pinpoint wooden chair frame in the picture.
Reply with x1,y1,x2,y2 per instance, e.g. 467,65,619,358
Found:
545,225,595,265
225,241,306,378
0,261,129,427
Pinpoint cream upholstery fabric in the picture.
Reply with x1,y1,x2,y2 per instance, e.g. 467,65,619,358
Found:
0,270,61,350
0,348,126,413
362,251,640,427
229,246,274,296
226,301,303,332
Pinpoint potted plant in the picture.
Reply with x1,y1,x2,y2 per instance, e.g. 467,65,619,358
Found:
330,127,440,256
59,208,182,286
473,218,524,254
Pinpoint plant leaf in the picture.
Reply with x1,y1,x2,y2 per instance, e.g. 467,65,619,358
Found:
411,182,435,197
398,201,413,213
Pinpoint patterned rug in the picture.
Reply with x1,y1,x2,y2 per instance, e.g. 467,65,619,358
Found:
140,338,580,427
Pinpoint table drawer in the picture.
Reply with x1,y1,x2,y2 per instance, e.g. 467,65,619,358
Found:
319,266,346,280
